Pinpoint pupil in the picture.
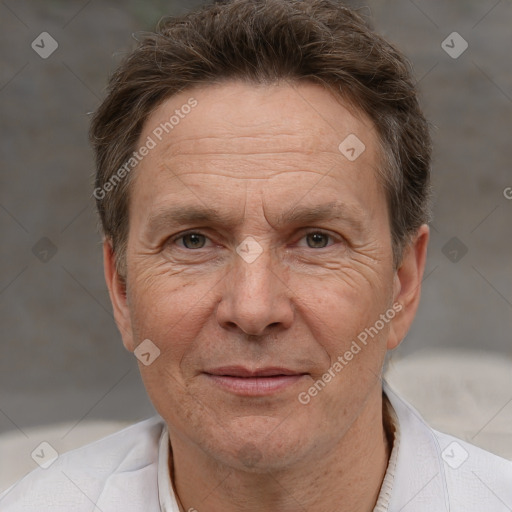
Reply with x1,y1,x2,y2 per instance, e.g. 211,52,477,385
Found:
184,233,204,249
308,233,327,248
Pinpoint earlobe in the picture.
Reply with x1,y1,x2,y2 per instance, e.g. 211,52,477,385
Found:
103,240,136,352
387,224,430,351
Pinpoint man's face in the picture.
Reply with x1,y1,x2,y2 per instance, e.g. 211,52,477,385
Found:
108,81,417,471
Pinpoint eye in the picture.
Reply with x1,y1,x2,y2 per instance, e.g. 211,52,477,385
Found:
176,232,209,249
300,231,336,249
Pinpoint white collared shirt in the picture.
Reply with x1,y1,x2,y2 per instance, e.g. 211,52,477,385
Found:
2,381,512,511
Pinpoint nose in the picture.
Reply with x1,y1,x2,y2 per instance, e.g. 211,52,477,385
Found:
215,244,294,336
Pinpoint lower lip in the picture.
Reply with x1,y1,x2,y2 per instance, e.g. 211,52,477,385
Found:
205,374,306,396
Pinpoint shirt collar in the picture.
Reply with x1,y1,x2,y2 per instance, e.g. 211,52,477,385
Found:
381,380,450,511
157,424,179,512
373,388,401,511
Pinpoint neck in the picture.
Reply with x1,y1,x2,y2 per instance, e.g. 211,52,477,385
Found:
169,389,391,512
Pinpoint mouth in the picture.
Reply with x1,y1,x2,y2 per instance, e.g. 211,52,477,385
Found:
204,366,309,396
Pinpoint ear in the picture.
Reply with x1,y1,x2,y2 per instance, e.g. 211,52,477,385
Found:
103,239,136,352
387,224,429,350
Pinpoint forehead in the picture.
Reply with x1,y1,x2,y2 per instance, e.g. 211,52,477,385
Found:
143,81,377,158
130,81,384,223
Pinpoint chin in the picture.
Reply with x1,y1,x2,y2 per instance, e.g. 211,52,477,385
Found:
203,416,314,472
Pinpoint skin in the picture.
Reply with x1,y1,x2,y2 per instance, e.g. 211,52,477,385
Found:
104,81,429,512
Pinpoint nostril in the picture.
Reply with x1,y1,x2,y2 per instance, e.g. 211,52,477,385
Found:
224,321,240,332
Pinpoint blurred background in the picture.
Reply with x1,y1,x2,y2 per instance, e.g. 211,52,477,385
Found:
0,0,511,489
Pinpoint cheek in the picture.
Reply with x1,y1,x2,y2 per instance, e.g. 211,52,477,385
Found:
126,275,217,424
291,265,392,348
127,268,216,359
291,266,393,416
295,279,391,428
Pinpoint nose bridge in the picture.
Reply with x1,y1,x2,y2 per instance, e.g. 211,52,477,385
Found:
236,240,274,296
217,238,293,336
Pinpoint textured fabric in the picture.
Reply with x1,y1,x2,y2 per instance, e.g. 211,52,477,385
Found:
383,382,512,511
0,416,164,511
373,392,400,511
157,424,180,512
1,381,511,511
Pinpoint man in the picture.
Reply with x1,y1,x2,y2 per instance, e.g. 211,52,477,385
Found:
2,0,511,510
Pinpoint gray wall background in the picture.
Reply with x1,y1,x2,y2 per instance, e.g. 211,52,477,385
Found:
0,0,511,436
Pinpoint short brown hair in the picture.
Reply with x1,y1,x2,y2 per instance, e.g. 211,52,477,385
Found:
90,0,432,277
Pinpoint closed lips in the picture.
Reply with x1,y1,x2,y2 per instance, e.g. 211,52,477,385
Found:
205,367,306,377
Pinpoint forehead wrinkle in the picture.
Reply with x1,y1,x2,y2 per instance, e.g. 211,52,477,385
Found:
153,149,353,179
150,127,340,159
159,144,339,159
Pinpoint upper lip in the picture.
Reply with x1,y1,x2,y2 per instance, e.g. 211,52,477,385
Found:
205,366,305,377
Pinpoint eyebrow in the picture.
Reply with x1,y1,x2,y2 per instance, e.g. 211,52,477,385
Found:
145,206,240,239
276,202,365,230
144,201,366,239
